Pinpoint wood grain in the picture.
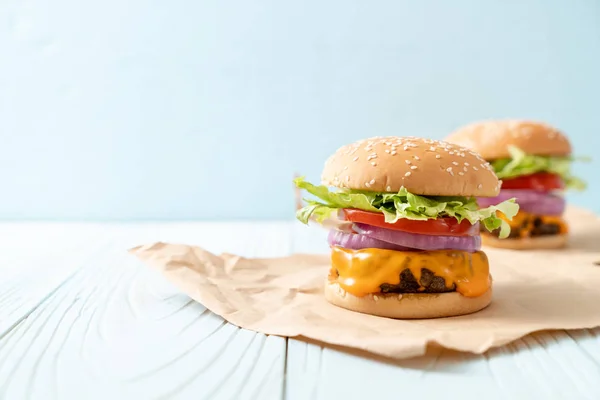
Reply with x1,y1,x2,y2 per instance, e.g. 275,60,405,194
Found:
0,223,290,400
0,224,113,337
286,329,600,400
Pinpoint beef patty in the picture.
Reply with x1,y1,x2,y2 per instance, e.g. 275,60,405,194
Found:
379,268,456,294
486,215,562,239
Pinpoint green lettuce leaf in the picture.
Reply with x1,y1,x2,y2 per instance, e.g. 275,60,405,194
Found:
491,146,587,190
296,202,338,224
294,177,519,239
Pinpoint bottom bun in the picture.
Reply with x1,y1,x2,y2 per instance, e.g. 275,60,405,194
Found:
482,234,568,250
325,282,492,319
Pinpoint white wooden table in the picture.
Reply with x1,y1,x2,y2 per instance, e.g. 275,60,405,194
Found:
1,222,599,400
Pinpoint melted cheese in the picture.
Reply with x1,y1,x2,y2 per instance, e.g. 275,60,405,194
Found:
499,211,568,238
330,247,490,298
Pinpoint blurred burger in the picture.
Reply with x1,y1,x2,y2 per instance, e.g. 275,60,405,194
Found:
445,120,586,250
294,136,518,319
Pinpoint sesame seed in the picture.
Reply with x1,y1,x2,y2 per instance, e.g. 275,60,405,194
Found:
414,155,420,160
371,162,377,166
410,165,417,170
343,166,348,170
464,162,469,166
429,146,436,151
477,184,483,189
446,167,454,176
452,161,459,166
473,166,478,171
458,172,464,176
346,176,350,182
403,146,408,151
463,166,468,171
373,295,379,301
365,182,371,188
369,179,375,185
398,294,403,300
353,156,359,161
391,151,397,155
449,151,454,155
386,186,392,191
405,160,411,165
405,172,411,177
435,154,441,159
385,149,390,154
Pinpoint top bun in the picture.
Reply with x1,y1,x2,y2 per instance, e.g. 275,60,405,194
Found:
321,136,500,197
445,120,571,160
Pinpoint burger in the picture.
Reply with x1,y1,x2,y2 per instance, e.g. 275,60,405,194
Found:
445,120,586,250
294,136,518,319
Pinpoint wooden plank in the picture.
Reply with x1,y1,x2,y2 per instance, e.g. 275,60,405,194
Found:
0,223,114,336
286,330,600,400
0,223,291,399
286,225,600,399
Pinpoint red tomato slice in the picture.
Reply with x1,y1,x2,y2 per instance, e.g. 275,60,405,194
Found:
342,209,479,236
501,172,564,191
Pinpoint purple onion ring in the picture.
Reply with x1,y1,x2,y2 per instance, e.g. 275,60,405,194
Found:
353,223,481,252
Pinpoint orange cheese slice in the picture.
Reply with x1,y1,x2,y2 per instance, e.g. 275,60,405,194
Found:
330,246,490,298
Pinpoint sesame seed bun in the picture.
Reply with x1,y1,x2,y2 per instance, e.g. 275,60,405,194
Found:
445,120,572,160
481,234,568,250
325,282,492,319
321,136,500,197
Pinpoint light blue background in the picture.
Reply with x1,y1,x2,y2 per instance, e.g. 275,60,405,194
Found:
1,0,598,220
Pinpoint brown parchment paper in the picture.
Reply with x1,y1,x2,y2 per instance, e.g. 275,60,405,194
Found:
130,206,600,360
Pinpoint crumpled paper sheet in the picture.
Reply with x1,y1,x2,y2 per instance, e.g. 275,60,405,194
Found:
130,206,600,360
